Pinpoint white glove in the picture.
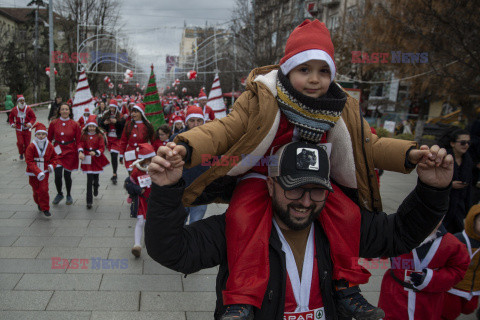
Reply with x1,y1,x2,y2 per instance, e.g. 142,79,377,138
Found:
37,172,45,181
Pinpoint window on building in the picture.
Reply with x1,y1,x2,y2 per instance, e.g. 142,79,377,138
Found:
271,31,277,48
328,14,339,30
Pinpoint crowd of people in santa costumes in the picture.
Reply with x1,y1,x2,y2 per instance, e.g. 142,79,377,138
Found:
77,107,91,129
9,95,37,160
78,115,110,209
25,122,58,217
197,88,215,122
47,103,81,205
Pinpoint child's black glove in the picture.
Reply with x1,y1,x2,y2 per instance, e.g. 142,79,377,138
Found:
410,269,427,287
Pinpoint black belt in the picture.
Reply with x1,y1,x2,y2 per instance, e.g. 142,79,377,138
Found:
58,140,75,145
389,269,419,292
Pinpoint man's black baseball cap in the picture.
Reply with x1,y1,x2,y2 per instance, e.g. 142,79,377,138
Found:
268,141,333,192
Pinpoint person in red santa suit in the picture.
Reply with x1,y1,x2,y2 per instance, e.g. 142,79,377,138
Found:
129,143,155,258
25,122,58,217
171,116,185,136
9,95,36,160
119,103,154,173
78,115,110,209
378,220,470,320
99,99,126,185
198,88,215,122
152,124,172,151
77,108,91,130
48,103,81,205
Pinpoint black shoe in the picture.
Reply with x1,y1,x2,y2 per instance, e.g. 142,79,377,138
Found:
93,187,99,197
52,194,64,205
37,205,41,211
220,304,254,320
87,204,92,209
19,154,24,160
43,210,51,217
335,284,385,320
111,175,117,185
66,195,73,205
119,157,123,164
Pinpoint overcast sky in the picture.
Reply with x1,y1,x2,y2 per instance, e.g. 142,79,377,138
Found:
1,0,236,83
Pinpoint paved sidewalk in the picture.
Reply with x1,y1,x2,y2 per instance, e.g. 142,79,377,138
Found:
0,108,474,319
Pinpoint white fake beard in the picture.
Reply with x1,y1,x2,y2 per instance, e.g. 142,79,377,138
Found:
35,137,47,149
18,102,25,109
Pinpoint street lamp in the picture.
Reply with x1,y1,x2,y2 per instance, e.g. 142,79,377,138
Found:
27,0,46,103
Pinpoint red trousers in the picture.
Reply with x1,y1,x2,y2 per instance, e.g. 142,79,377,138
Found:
29,174,50,211
16,130,31,155
223,178,370,308
442,293,479,319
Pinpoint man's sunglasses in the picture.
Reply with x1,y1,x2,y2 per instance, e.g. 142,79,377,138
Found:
456,140,471,146
274,178,330,202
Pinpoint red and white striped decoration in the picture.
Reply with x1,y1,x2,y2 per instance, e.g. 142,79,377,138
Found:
207,73,226,119
72,69,95,121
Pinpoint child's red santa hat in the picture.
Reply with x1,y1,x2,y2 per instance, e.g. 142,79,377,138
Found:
198,88,207,100
85,115,98,127
132,103,146,118
137,143,156,159
279,19,336,82
33,122,47,135
83,108,90,114
185,105,204,122
173,116,184,125
17,95,25,101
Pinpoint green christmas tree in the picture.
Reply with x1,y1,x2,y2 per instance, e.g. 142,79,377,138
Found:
144,65,165,130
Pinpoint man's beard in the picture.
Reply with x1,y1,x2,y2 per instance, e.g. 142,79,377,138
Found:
272,189,324,230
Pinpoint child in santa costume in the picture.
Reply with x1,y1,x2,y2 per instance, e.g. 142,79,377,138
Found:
9,95,36,160
77,108,91,130
442,204,480,319
378,220,469,319
198,88,215,122
119,103,154,173
152,124,171,151
48,103,81,205
171,19,429,320
25,122,58,217
78,115,110,209
171,116,185,135
128,143,155,257
99,99,125,184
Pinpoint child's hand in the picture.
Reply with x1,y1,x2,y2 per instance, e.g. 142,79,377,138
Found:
79,152,85,160
110,118,117,124
89,151,96,156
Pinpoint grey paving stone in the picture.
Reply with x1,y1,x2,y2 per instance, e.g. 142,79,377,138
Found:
20,225,57,236
0,211,15,219
0,198,30,205
13,236,82,247
182,275,216,292
29,219,90,228
36,247,110,259
0,290,53,310
52,227,115,237
186,312,214,320
15,274,102,291
47,291,139,311
78,236,133,248
144,260,218,275
0,219,34,227
0,236,19,246
113,226,136,237
0,226,25,236
100,274,182,291
91,311,186,320
0,246,42,258
95,205,127,213
0,274,23,290
0,258,67,274
88,220,136,228
0,311,91,320
64,211,120,220
141,291,216,311
108,247,152,261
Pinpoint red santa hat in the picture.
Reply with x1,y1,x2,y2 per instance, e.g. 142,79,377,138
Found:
132,103,146,118
33,122,47,135
109,99,118,109
85,115,98,127
173,116,184,125
17,95,25,101
137,143,156,159
198,88,207,100
185,105,204,122
279,19,336,82
83,108,90,114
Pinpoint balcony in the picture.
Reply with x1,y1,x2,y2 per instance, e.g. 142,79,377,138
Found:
321,0,340,7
